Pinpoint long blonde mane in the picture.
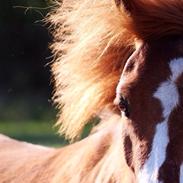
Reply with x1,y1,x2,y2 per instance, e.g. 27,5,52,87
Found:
48,0,183,140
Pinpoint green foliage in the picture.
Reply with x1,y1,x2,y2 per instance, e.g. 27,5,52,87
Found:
0,120,97,147
0,120,67,147
0,0,55,122
0,0,63,148
0,96,56,121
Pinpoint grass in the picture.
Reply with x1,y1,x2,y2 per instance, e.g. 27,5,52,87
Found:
0,120,68,147
0,96,67,147
0,93,100,148
0,96,98,147
0,119,98,147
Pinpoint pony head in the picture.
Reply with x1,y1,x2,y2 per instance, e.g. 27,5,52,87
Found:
48,0,183,140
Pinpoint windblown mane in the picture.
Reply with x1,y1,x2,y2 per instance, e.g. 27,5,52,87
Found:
48,0,183,140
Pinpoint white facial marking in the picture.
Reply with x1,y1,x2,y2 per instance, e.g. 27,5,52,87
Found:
180,164,183,183
169,59,183,82
138,58,183,183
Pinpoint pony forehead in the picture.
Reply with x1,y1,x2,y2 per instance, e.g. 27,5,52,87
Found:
115,39,183,98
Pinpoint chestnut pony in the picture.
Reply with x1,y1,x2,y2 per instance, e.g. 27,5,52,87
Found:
1,0,183,182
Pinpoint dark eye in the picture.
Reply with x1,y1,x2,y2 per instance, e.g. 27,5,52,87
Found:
118,95,130,117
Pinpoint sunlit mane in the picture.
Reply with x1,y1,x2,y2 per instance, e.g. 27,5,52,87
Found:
48,0,183,140
48,0,135,140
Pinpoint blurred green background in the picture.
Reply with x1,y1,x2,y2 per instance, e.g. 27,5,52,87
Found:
0,0,67,147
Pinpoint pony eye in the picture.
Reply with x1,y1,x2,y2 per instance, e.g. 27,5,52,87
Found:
119,95,130,117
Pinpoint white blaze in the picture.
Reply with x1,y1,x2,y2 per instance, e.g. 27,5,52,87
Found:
180,164,183,183
138,58,183,183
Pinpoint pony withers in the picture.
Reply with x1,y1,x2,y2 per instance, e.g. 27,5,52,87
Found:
1,0,183,182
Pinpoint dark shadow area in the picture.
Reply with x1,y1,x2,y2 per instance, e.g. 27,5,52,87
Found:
0,1,64,146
